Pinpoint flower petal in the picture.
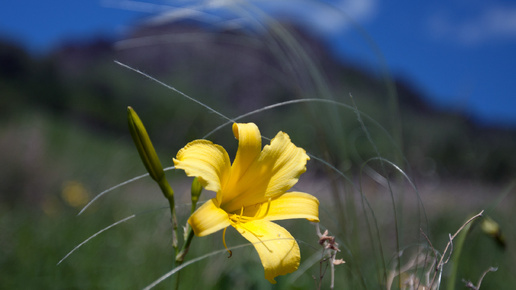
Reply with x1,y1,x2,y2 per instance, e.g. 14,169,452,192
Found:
231,123,262,177
173,140,231,194
249,192,320,222
234,220,300,284
222,131,309,213
261,132,309,198
220,123,262,203
188,199,230,237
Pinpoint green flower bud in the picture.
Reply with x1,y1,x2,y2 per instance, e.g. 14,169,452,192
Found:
127,106,164,182
190,177,203,212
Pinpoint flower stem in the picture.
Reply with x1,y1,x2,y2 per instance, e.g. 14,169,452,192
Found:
175,177,201,262
176,227,195,265
158,177,178,250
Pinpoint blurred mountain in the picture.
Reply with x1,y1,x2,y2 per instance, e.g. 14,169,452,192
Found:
1,20,515,183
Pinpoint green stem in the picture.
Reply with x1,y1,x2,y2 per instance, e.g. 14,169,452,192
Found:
174,226,194,290
175,176,200,262
176,227,195,265
158,177,178,251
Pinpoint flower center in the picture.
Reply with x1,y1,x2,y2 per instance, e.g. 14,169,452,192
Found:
222,198,272,257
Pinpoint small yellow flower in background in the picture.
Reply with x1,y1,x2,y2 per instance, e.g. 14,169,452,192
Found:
61,181,90,208
174,123,319,283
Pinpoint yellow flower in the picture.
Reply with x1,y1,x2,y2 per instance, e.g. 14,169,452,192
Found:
173,123,319,283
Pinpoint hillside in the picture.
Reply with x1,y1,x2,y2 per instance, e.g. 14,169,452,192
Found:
2,20,515,184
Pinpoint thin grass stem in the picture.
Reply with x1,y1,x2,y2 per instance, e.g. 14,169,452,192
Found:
57,214,136,265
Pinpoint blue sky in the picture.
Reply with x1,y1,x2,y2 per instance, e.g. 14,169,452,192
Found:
1,0,515,128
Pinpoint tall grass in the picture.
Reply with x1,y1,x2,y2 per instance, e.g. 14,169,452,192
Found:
68,1,511,288
2,1,513,289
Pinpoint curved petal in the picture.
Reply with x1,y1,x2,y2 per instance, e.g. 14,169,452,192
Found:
220,123,262,203
173,140,231,194
261,131,309,198
234,220,300,284
188,199,230,237
250,192,320,222
231,123,262,176
222,131,309,213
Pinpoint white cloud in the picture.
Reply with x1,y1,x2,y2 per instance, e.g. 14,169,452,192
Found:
428,4,516,45
260,0,378,34
128,0,378,34
334,0,377,21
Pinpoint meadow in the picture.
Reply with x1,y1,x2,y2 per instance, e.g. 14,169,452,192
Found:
1,7,515,289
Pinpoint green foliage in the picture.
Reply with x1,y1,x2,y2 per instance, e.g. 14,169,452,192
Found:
2,34,515,181
1,11,515,289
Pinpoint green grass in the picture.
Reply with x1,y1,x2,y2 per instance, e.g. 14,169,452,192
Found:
2,2,515,288
2,110,514,289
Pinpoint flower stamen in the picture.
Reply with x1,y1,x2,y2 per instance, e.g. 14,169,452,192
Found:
254,198,272,220
222,227,232,258
226,200,275,254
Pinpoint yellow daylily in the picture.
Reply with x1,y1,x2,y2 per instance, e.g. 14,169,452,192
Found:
173,123,319,283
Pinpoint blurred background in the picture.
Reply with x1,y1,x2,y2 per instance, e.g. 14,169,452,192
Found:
1,0,515,289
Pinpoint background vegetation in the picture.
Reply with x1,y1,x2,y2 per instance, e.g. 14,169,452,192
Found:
1,14,514,289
